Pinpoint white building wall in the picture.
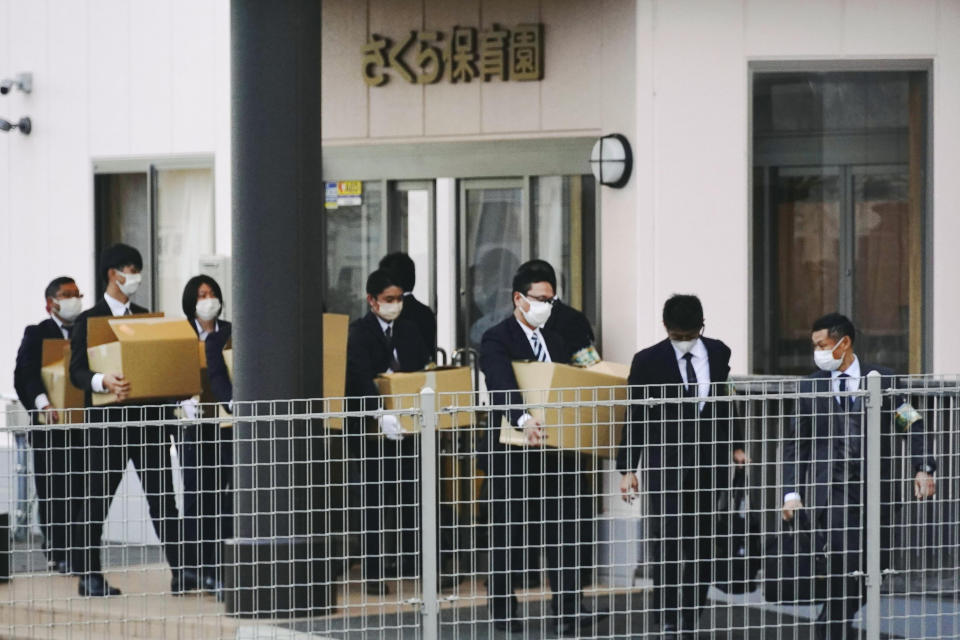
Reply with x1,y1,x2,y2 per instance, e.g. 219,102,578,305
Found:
635,0,960,373
0,0,231,398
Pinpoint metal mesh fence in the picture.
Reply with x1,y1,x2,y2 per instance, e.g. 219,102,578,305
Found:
1,374,958,639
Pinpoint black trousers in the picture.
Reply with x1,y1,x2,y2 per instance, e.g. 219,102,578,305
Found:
648,482,715,631
180,422,233,577
487,448,585,620
348,433,420,580
28,428,73,564
70,408,181,575
814,486,868,640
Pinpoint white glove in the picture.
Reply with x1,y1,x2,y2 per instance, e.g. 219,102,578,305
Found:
181,397,199,420
379,414,405,441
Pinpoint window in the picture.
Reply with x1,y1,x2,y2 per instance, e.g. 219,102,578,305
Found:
94,164,215,316
752,70,929,374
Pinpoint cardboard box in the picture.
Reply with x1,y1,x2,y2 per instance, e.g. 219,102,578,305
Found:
499,361,629,458
223,348,233,379
39,339,84,424
586,360,631,379
87,314,202,406
376,366,474,432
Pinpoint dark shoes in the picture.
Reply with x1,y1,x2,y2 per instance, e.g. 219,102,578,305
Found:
55,560,72,575
171,569,202,595
553,608,610,636
78,574,121,597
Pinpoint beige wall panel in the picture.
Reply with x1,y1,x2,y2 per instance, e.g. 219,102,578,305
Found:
172,0,217,152
369,0,425,138
322,0,369,140
842,0,938,56
88,0,132,155
651,0,749,372
540,0,602,131
479,0,540,133
423,0,482,136
744,0,843,56
129,1,174,152
933,0,960,373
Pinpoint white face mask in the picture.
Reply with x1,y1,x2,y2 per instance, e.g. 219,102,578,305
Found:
671,338,698,355
377,300,403,322
814,338,846,372
195,297,222,322
520,294,553,329
115,271,142,297
54,297,83,323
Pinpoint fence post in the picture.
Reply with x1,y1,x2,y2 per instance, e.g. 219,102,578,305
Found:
865,371,882,640
420,387,439,640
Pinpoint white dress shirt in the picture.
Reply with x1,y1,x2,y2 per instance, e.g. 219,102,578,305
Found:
672,338,709,411
515,318,552,363
195,318,220,342
90,292,133,394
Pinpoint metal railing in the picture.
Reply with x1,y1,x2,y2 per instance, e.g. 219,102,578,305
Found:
0,374,957,639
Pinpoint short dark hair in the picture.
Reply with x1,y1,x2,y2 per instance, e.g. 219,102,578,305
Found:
366,269,401,298
379,252,416,292
512,260,557,296
99,243,143,283
662,294,704,331
812,312,856,345
182,274,224,321
45,276,75,300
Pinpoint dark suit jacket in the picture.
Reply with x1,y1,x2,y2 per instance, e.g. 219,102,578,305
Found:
478,316,570,469
345,311,429,403
544,299,595,358
14,318,67,420
189,319,233,406
616,337,739,492
782,365,936,514
70,297,149,407
400,293,437,362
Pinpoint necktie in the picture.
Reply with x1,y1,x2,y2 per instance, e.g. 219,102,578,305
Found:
123,307,132,316
531,332,547,362
838,372,850,411
683,352,698,397
385,326,401,371
63,325,72,339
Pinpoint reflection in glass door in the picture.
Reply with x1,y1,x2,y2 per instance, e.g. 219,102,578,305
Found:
460,180,525,348
325,181,385,319
390,181,435,310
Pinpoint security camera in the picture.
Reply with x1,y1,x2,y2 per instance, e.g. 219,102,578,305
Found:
0,74,32,95
0,116,31,135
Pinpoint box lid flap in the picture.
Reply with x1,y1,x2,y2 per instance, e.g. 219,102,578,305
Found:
87,312,163,347
106,316,194,342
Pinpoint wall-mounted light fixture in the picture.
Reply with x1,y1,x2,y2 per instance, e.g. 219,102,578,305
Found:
0,73,32,95
0,117,32,135
589,133,632,189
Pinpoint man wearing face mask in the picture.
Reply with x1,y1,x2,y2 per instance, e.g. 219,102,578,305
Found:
522,259,599,365
781,313,936,640
479,260,607,635
345,269,429,595
14,276,84,574
178,274,232,597
68,243,193,597
379,252,436,363
617,294,745,640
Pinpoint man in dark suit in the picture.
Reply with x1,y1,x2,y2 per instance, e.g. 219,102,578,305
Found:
345,269,429,595
69,243,193,597
479,260,606,635
380,252,436,363
781,313,936,640
179,274,233,596
617,294,745,639
14,276,85,574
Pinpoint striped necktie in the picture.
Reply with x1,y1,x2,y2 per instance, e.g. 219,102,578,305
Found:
530,331,547,362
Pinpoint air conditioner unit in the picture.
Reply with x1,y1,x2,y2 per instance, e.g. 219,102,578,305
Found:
198,255,232,321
